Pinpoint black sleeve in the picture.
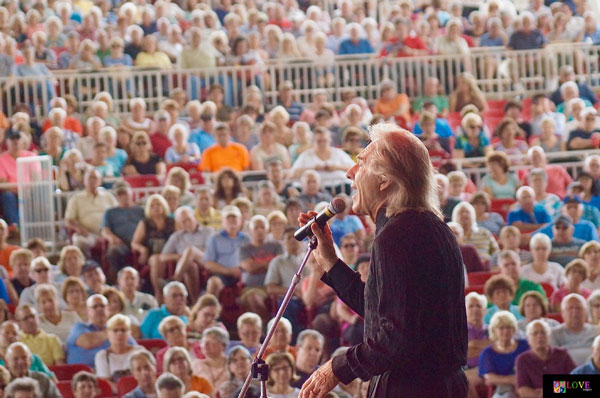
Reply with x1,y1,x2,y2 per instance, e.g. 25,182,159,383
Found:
321,259,365,317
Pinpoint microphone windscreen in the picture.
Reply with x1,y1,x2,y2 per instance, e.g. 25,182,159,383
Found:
330,197,347,215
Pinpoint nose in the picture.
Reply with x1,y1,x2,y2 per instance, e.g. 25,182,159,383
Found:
346,163,358,180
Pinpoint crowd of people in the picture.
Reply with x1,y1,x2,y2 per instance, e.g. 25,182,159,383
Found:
2,1,600,398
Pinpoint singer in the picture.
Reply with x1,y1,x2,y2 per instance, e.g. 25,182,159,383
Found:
298,123,468,398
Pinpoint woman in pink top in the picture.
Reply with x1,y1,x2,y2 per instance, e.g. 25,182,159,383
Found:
550,259,592,312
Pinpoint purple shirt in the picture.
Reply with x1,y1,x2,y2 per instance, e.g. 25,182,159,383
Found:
516,347,576,389
467,323,488,367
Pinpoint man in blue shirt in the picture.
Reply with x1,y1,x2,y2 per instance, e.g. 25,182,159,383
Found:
412,102,454,138
536,196,600,241
66,294,135,367
276,80,304,122
508,186,551,233
189,105,216,153
507,12,547,50
140,281,189,339
203,205,250,297
550,65,598,107
571,336,600,374
338,23,374,55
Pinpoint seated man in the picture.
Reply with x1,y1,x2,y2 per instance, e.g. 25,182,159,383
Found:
153,206,213,304
548,215,588,267
117,267,158,323
101,179,145,283
140,282,189,339
82,260,109,295
155,372,185,398
124,350,158,398
5,377,44,398
15,305,64,366
66,294,135,367
71,371,99,398
294,170,333,212
0,321,54,380
412,78,449,116
202,206,249,297
412,102,454,138
292,329,325,388
5,342,61,398
199,123,250,172
194,187,222,231
436,174,461,222
65,168,117,256
516,320,576,397
551,65,598,107
571,335,600,374
507,186,551,234
536,196,599,242
239,215,283,320
550,294,598,366
497,250,546,305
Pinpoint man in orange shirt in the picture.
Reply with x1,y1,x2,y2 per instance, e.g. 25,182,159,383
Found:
199,123,249,172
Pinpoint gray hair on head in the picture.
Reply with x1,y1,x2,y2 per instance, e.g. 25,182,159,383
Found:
202,326,230,347
267,317,292,335
155,372,184,394
163,281,188,298
525,319,551,337
297,329,324,347
5,377,41,398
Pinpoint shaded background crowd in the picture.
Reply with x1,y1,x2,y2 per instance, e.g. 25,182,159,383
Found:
4,0,600,398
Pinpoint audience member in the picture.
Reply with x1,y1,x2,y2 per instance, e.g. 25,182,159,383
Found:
141,282,189,339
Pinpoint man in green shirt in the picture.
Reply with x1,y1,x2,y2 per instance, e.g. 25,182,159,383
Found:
412,77,450,115
498,249,547,305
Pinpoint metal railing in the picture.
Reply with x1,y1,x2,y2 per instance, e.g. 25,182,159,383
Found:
2,43,600,120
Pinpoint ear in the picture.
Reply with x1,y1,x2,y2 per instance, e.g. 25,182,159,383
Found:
379,176,392,192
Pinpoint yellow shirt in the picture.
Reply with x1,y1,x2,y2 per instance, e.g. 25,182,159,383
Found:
135,51,172,68
199,143,250,173
64,189,117,234
20,330,64,366
194,207,222,231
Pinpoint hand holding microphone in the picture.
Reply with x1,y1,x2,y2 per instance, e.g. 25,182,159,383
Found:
297,198,345,273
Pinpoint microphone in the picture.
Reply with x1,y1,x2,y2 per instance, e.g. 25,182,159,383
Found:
294,197,346,241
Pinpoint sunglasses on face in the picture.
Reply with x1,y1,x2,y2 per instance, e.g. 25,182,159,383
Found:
33,268,49,273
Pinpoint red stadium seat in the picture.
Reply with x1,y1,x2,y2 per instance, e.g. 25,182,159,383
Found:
467,271,499,286
189,171,205,185
124,175,162,188
118,376,138,397
487,100,507,111
49,364,93,381
465,285,484,295
447,112,462,130
490,199,516,221
540,282,554,298
166,162,198,172
546,312,563,323
57,381,74,398
97,379,114,398
136,339,168,354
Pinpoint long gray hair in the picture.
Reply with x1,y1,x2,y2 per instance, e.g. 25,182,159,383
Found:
367,123,441,219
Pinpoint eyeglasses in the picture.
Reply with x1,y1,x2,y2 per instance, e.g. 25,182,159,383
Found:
134,141,147,146
467,125,481,129
90,304,107,309
165,326,183,334
109,328,129,333
341,243,357,248
34,268,49,273
555,225,569,230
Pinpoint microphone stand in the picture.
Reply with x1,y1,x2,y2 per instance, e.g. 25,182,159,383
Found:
237,235,318,398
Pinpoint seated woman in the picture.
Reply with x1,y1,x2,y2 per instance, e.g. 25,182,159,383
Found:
449,72,487,113
374,79,410,124
165,123,201,165
484,274,524,324
192,327,230,391
61,277,88,321
57,149,88,192
263,317,296,360
516,291,560,339
587,291,600,325
576,171,600,205
520,233,566,289
581,241,600,291
99,126,127,176
452,201,499,262
213,168,246,209
465,292,490,398
103,287,141,339
131,194,175,301
289,122,313,164
122,131,166,177
250,121,292,171
470,192,505,236
481,151,520,200
217,346,254,398
95,314,142,391
161,185,181,215
165,167,195,207
265,352,301,398
479,311,529,398
530,116,566,153
254,181,285,217
120,98,155,143
40,127,65,166
155,316,203,372
550,259,593,312
53,245,85,286
164,346,212,395
187,294,226,342
447,222,487,273
454,112,492,161
228,312,262,356
516,320,576,397
447,171,472,201
489,226,533,269
493,119,529,156
36,283,81,344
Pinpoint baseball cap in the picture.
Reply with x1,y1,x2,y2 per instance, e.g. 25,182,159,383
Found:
554,214,573,228
563,195,582,204
82,260,101,274
222,205,242,218
112,179,131,194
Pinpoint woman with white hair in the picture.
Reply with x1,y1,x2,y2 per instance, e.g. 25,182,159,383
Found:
435,17,472,70
580,241,600,291
515,320,576,396
520,233,566,289
165,123,201,164
454,112,493,160
464,292,490,398
100,126,128,175
478,311,529,398
58,149,89,191
268,106,293,147
192,327,230,390
452,201,499,261
164,346,212,394
567,107,600,150
515,291,559,339
263,317,295,359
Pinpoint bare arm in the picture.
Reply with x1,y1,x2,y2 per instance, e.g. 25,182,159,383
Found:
204,260,240,277
75,329,108,349
101,227,123,246
511,221,546,233
484,373,516,386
